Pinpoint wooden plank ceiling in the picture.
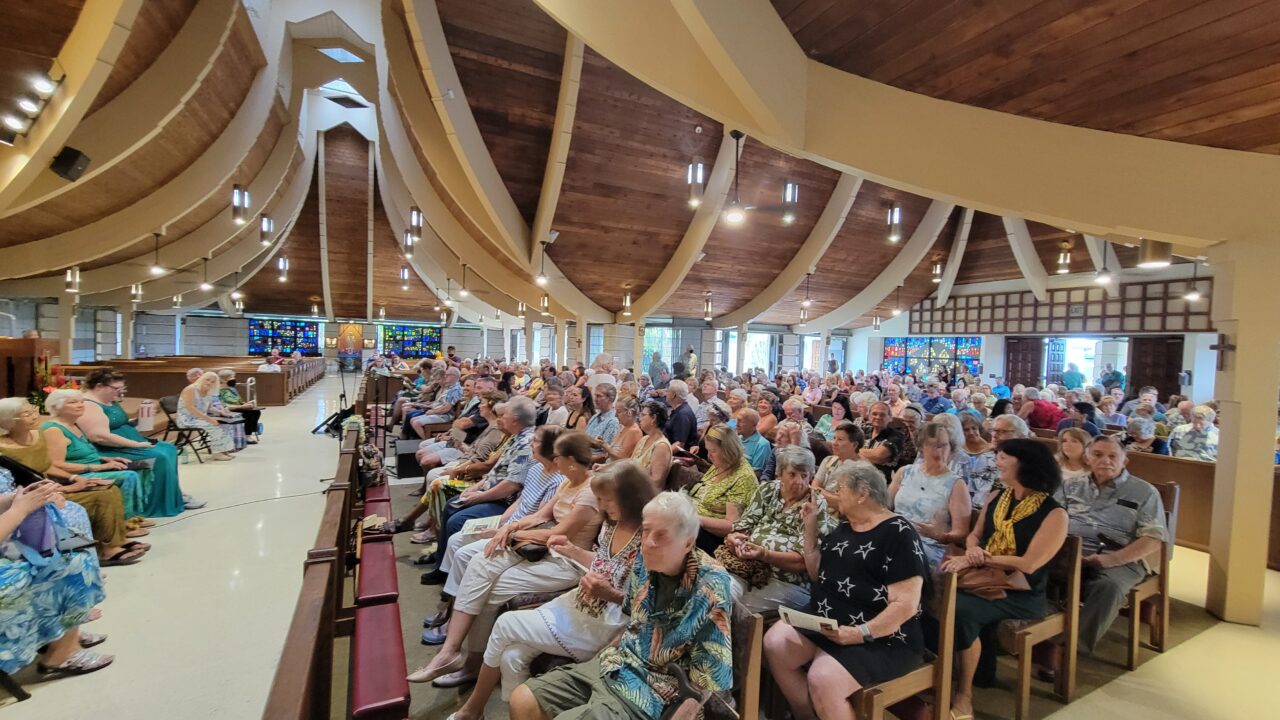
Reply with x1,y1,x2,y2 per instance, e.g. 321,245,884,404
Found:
322,123,370,318
86,0,199,115
371,176,440,321
773,0,1280,154
242,166,320,317
0,1,83,123
0,4,265,248
659,138,841,318
437,0,565,226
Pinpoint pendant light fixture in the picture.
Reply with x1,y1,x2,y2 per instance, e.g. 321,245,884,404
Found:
408,206,423,237
891,286,903,316
687,156,706,208
782,180,799,225
400,266,410,290
149,233,165,276
801,272,813,308
311,303,319,317
259,215,274,246
931,259,943,283
517,301,526,320
276,256,289,282
1056,240,1072,275
444,278,454,306
459,264,470,297
172,294,182,309
64,266,80,294
887,204,902,243
231,184,250,225
230,272,243,300
703,291,713,322
1094,265,1113,285
234,298,244,312
1137,238,1172,268
540,292,551,316
535,240,549,286
872,315,882,332
440,310,448,323
722,130,746,225
798,307,808,327
402,230,414,259
378,306,386,321
622,290,633,317
199,258,213,291
1184,261,1203,301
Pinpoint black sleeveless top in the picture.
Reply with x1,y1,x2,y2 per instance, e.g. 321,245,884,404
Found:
978,490,1063,595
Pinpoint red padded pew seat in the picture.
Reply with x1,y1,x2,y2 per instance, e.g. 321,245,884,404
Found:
351,603,410,720
365,484,391,503
356,538,399,607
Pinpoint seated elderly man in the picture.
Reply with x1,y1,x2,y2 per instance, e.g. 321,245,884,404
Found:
694,378,721,434
586,383,621,450
780,397,813,450
990,413,1031,442
509,492,733,720
409,367,465,438
1120,386,1167,416
921,383,953,415
884,384,908,417
1054,436,1168,655
1168,404,1219,461
1163,399,1195,428
735,408,772,478
663,380,700,451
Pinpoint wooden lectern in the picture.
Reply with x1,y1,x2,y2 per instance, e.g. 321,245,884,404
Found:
0,339,60,401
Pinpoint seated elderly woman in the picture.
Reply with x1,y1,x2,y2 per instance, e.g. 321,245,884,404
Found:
723,446,836,615
215,369,262,444
780,397,814,449
445,462,655,717
1169,404,1219,461
939,439,1068,718
813,394,853,442
76,369,194,515
509,491,733,720
814,420,865,503
755,391,780,440
1122,416,1169,455
764,460,931,720
409,432,603,685
596,395,641,463
41,390,147,520
177,371,237,460
0,398,146,566
0,478,111,677
689,424,759,554
958,412,1000,511
889,422,972,566
414,391,505,480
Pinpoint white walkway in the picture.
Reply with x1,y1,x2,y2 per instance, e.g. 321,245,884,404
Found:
3,375,346,718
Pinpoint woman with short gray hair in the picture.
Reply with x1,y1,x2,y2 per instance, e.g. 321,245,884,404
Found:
1123,416,1169,455
890,422,971,565
723,446,833,614
764,458,930,718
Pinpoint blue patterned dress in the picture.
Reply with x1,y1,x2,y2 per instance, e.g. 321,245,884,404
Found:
0,472,106,673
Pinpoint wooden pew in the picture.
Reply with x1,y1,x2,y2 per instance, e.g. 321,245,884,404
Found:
69,357,325,406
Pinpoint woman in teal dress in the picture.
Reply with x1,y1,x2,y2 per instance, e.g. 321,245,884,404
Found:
40,390,145,519
76,369,193,516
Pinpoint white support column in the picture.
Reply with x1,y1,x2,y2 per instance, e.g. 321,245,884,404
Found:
936,207,974,307
632,322,645,374
119,304,134,360
1004,216,1049,302
735,323,748,375
1205,242,1280,625
57,294,76,365
554,317,567,367
573,316,588,366
523,314,536,363
819,329,831,375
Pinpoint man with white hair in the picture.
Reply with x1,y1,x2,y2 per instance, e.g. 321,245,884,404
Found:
990,414,1031,442
921,383,953,415
1164,399,1195,428
663,379,699,450
780,397,812,449
409,366,464,438
510,492,732,720
1168,405,1219,461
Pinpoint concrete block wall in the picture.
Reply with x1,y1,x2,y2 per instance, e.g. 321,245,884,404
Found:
443,326,483,359
779,333,801,372
94,310,118,360
700,329,720,372
0,299,39,337
37,302,59,340
181,315,250,356
134,313,177,357
486,328,503,358
602,324,634,369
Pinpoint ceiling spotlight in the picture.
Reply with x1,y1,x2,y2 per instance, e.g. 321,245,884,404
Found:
276,256,289,282
798,306,808,327
130,283,143,300
149,233,165,276
259,215,274,246
378,306,386,320
408,205,423,236
687,157,705,208
723,130,746,225
230,288,243,300
1137,238,1172,268
784,180,799,205
443,279,454,306
887,204,902,243
1056,251,1071,274
3,114,28,133
231,184,251,225
400,266,410,290
622,290,632,317
64,266,80,294
723,201,746,224
459,264,470,297
1184,260,1203,301
1094,266,1113,285
17,94,41,116
32,74,58,97
402,230,414,259
703,291,713,322
199,258,213,291
230,272,243,301
440,311,448,323
234,298,244,312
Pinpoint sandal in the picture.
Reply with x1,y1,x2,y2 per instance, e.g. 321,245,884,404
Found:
379,519,409,535
120,541,151,553
410,529,437,545
100,547,146,566
125,528,150,539
126,517,156,529
78,632,108,649
37,649,114,677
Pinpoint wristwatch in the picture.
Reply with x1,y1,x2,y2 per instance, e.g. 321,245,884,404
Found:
857,623,874,642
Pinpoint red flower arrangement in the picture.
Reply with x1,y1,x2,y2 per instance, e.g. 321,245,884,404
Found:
29,359,79,413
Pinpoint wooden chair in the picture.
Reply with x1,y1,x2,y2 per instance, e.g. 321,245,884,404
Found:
1125,480,1180,669
849,572,958,720
995,535,1083,720
724,613,764,720
158,395,212,463
0,670,29,702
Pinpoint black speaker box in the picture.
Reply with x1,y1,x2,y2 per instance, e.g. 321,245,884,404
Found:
51,146,91,181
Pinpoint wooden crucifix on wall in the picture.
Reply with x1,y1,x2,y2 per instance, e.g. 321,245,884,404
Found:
1209,333,1236,371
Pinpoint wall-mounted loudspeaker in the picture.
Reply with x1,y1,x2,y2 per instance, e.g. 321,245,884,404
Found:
50,146,91,181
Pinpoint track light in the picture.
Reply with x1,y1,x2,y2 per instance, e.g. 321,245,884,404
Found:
259,215,274,246
17,94,41,116
64,266,80,293
1056,250,1071,274
622,291,632,317
32,74,58,98
2,115,27,133
400,266,410,290
1094,266,1113,285
231,184,250,225
311,303,319,317
703,291,713,322
798,307,808,327
199,258,213,291
517,301,526,319
540,292,550,316
402,230,414,259
1137,238,1172,268
172,294,182,309
277,256,289,282
887,204,902,243
459,264,469,297
687,158,705,208
931,260,943,283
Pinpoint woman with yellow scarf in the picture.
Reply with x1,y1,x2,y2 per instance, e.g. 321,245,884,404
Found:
939,439,1068,720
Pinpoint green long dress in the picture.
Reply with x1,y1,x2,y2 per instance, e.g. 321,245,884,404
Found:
88,400,185,517
41,421,147,519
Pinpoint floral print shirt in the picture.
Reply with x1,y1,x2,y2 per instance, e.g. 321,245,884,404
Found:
733,480,836,585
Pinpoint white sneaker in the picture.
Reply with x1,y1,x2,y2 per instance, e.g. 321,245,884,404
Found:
184,497,207,510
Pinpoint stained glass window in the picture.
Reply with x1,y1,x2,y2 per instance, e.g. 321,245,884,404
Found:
248,319,320,356
881,336,983,376
381,325,443,358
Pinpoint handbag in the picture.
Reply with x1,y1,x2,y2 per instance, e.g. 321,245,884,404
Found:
513,543,550,562
714,543,771,589
945,546,1031,600
14,506,56,557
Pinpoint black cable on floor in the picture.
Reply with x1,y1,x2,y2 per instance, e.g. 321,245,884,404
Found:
144,490,327,528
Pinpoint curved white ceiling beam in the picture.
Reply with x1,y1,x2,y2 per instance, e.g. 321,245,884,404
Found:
714,172,861,328
1083,233,1121,298
619,130,737,323
6,0,240,214
935,207,975,307
1004,216,1049,302
0,0,140,213
532,0,1280,248
380,14,610,323
530,33,584,263
0,52,281,277
794,200,954,333
401,0,530,264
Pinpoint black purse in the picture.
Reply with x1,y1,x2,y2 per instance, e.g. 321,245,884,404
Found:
0,455,52,487
513,543,550,562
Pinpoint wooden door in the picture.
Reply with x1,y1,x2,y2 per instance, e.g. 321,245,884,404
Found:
1045,338,1066,385
1004,337,1045,388
1128,336,1184,397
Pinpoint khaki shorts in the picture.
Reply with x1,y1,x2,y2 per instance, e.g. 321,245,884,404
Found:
523,658,650,720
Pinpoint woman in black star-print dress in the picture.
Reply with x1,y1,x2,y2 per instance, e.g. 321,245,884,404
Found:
763,460,931,718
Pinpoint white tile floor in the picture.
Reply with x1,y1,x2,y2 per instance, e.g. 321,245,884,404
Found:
6,375,1276,719
2,376,344,718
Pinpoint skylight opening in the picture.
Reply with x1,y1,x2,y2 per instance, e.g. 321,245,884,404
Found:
319,47,363,63
320,78,360,96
